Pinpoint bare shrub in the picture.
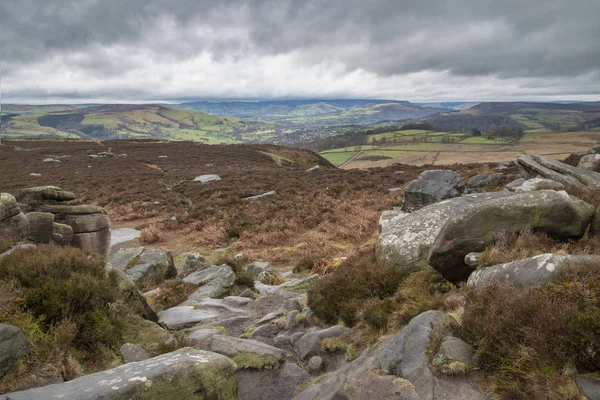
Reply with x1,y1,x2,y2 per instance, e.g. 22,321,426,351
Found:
139,224,164,244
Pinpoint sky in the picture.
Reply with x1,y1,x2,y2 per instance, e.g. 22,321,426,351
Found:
2,0,600,104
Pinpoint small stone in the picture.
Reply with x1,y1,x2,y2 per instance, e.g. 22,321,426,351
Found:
119,343,151,363
193,174,221,183
307,356,323,372
282,298,302,312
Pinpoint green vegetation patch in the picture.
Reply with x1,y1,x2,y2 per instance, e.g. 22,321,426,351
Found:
232,353,279,370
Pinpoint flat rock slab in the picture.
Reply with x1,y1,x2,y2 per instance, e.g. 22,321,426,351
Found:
402,170,464,212
110,228,141,247
194,174,221,183
206,335,287,361
183,264,236,302
0,348,237,400
517,154,600,189
244,191,277,202
157,306,220,330
109,247,176,288
467,253,600,291
16,186,75,204
254,274,318,294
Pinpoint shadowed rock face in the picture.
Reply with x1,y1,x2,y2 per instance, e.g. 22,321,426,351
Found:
377,190,595,282
0,348,238,400
0,194,29,242
401,170,465,212
0,324,29,379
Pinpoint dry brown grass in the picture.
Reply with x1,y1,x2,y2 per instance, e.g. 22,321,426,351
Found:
139,224,164,245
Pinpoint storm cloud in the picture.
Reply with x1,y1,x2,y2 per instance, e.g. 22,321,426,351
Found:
2,0,599,102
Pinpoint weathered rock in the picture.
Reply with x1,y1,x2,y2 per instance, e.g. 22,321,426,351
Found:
295,325,350,360
307,356,323,372
204,335,287,362
34,204,107,216
119,343,151,363
435,336,474,368
52,222,73,245
193,174,221,183
182,252,206,270
0,348,237,400
377,190,595,282
467,253,600,291
157,306,220,330
63,213,110,234
254,274,318,294
238,361,310,400
588,143,600,154
377,310,458,400
246,323,282,344
106,264,158,322
0,325,28,378
72,229,111,258
183,264,236,302
576,374,600,400
505,177,526,191
16,186,75,205
513,177,565,192
244,191,277,202
26,212,54,243
517,154,600,189
466,173,505,194
388,187,403,193
42,158,61,163
109,228,141,248
378,209,407,232
245,261,275,280
283,298,302,312
186,329,222,348
464,252,482,268
0,194,29,242
109,247,177,288
578,153,600,172
402,170,465,212
305,166,320,172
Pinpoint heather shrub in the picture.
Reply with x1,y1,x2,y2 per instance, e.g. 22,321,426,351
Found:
148,279,197,311
139,224,164,244
0,245,141,392
461,259,600,399
307,250,404,326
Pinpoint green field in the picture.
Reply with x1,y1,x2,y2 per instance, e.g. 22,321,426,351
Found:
320,151,358,164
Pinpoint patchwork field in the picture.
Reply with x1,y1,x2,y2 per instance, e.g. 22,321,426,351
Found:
321,131,600,167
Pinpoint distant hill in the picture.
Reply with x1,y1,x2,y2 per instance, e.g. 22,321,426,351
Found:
424,101,600,132
1,104,273,143
176,99,444,124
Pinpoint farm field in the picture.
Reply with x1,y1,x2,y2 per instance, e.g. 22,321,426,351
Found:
321,131,600,168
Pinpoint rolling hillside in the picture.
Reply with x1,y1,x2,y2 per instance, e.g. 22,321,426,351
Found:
177,99,444,124
424,101,600,132
1,104,275,143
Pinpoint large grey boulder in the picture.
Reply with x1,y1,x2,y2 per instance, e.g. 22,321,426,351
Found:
0,324,29,378
434,336,474,372
106,264,158,322
377,310,458,400
183,264,236,302
0,194,29,242
378,209,407,232
576,374,600,400
377,190,595,282
402,170,465,212
294,325,350,360
517,154,600,189
119,343,150,363
108,247,177,288
465,173,505,194
588,143,600,154
0,348,237,400
578,153,600,172
109,228,141,248
467,254,600,291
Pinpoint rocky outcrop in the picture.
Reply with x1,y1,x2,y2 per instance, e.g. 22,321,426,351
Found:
107,264,158,322
0,348,237,400
377,190,595,282
0,325,29,378
465,173,505,194
401,170,465,212
509,177,565,192
294,325,350,360
578,153,600,172
183,264,236,303
0,194,29,242
517,154,600,189
467,254,600,291
13,187,111,257
108,247,177,289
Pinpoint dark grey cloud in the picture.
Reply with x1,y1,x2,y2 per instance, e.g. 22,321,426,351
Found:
1,0,600,102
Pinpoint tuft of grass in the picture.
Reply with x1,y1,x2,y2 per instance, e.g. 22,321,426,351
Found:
139,224,164,245
321,337,346,353
433,354,471,376
212,326,228,335
147,279,197,311
232,353,279,370
345,344,358,362
240,327,254,339
215,258,255,290
461,259,600,399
